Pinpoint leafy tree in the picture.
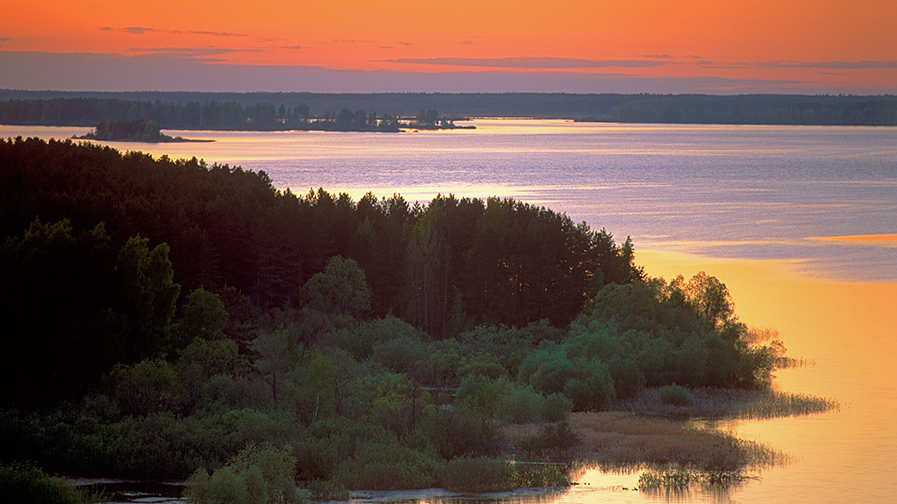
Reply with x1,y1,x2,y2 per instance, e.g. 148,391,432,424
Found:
672,271,735,329
301,256,371,318
170,288,229,352
251,327,303,405
109,358,180,416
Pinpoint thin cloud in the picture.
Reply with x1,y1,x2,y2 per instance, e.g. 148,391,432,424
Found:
129,47,242,58
760,60,897,69
124,27,153,35
189,30,249,38
2,50,894,95
385,57,667,69
99,27,112,32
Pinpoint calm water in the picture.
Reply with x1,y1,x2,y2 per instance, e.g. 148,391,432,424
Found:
5,121,897,503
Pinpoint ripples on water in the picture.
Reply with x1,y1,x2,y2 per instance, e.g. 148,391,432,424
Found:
7,121,893,281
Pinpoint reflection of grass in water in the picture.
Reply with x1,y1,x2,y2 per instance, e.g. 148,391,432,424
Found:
637,468,757,493
502,386,836,493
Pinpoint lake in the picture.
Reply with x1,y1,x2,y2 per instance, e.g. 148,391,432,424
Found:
4,121,896,503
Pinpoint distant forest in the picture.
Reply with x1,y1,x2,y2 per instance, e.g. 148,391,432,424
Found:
1,90,895,127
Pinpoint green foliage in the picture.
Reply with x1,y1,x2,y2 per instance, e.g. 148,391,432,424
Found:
659,384,693,407
512,462,571,487
440,457,514,492
336,442,439,490
301,256,372,318
563,359,616,412
177,288,230,345
326,316,425,361
184,444,302,504
542,394,574,423
517,420,579,458
497,384,546,424
370,336,430,376
109,359,179,416
0,462,102,504
455,375,512,421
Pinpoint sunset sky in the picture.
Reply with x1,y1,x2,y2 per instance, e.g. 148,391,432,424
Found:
2,0,895,93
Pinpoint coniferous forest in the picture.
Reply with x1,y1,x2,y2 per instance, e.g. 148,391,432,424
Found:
1,137,789,500
1,92,895,128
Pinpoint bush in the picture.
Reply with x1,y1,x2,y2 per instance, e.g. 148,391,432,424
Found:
336,442,439,490
498,385,545,424
512,462,571,487
542,393,573,422
517,420,579,458
659,384,693,406
183,443,302,504
440,457,514,492
0,462,100,504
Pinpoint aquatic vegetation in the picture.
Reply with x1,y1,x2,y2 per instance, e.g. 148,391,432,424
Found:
616,387,838,419
569,412,787,470
441,457,515,492
637,469,755,491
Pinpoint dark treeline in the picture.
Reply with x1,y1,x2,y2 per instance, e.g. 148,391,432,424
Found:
0,97,312,130
0,96,465,132
1,138,788,497
1,136,638,404
2,90,896,126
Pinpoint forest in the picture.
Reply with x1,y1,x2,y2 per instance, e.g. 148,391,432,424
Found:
0,95,464,132
1,137,787,501
1,91,896,127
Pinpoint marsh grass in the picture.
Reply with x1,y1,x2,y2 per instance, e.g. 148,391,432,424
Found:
637,469,756,491
616,387,838,419
566,412,785,471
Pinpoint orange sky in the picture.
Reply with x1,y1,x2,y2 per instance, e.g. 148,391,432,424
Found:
2,0,896,92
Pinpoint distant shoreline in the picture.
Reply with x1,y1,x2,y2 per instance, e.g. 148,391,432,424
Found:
2,91,895,127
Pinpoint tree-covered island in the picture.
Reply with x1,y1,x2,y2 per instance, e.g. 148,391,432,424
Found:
74,119,213,143
0,137,835,503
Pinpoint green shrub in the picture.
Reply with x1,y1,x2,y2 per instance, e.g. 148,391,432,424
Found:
659,384,693,406
562,359,615,411
517,420,579,458
512,462,571,487
183,444,302,504
336,442,439,490
440,457,514,492
0,462,101,504
542,393,573,422
498,385,546,424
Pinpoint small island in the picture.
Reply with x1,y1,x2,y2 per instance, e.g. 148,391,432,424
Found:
75,118,213,143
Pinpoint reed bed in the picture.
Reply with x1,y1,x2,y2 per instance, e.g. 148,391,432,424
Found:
567,412,786,471
614,387,838,419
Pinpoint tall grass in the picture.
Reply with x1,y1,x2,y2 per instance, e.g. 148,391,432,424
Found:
567,412,787,471
616,387,838,419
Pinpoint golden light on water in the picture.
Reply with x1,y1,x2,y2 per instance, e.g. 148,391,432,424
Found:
637,249,897,365
637,248,897,501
